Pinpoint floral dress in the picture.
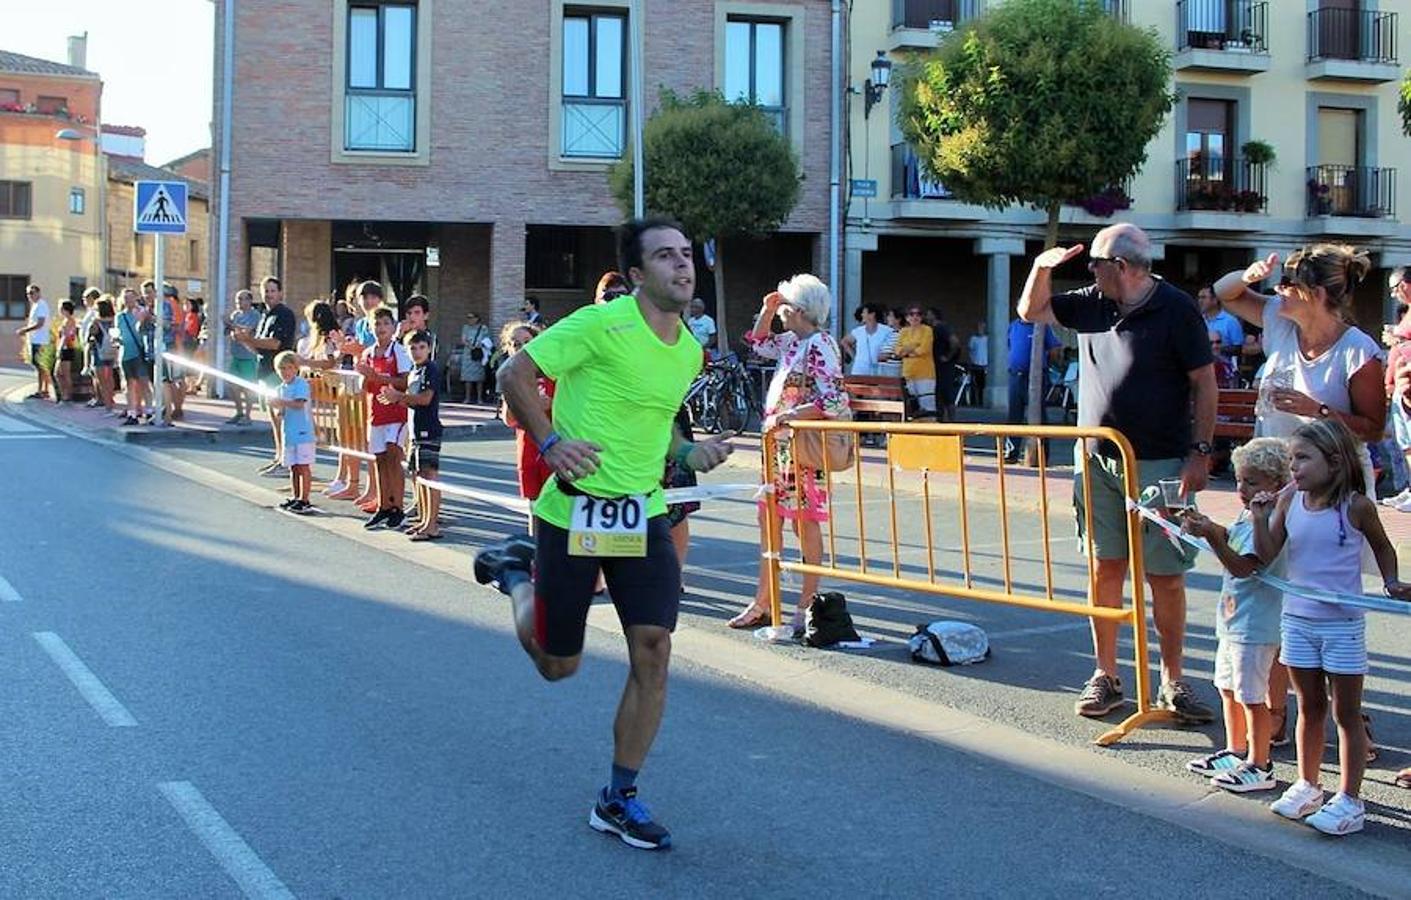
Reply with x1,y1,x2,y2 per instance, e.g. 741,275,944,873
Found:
746,329,850,522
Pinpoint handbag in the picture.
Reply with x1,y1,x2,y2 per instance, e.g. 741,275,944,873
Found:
789,333,854,472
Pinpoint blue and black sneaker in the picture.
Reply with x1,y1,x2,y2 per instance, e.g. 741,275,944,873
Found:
589,787,672,850
472,534,536,594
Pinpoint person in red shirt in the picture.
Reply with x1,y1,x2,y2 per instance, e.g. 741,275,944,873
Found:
499,321,553,512
356,307,412,529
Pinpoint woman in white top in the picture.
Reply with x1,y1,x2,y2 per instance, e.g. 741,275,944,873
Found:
876,307,904,378
840,303,894,377
1214,245,1386,493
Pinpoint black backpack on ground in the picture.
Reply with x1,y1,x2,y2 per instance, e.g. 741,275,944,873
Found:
802,591,861,648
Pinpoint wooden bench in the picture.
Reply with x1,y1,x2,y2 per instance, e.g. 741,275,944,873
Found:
1214,388,1256,441
844,375,909,420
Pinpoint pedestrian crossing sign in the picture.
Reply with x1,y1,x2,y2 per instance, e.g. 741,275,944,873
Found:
134,180,188,234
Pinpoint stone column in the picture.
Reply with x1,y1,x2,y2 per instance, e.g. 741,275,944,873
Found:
975,237,1026,409
842,229,877,332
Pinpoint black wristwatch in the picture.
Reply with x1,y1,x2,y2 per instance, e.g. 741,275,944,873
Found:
1318,403,1331,419
1190,441,1213,456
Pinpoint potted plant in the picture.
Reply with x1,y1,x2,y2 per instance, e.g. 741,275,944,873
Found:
1307,179,1333,215
1236,190,1266,213
1241,140,1276,167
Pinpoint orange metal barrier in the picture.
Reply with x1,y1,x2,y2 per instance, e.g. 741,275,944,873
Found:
761,420,1175,746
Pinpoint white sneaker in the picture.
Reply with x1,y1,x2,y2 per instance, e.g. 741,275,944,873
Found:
1395,495,1411,513
1379,488,1411,507
1304,793,1365,836
323,479,347,496
1270,779,1324,820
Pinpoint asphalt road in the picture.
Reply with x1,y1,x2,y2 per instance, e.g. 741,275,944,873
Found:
1,368,1406,898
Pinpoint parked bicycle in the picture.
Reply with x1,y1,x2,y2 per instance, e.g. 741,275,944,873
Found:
685,353,763,433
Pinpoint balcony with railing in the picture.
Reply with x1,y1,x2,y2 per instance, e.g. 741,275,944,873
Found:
1175,157,1267,228
889,0,980,49
1306,7,1399,81
1174,0,1270,73
1306,165,1396,219
561,97,626,159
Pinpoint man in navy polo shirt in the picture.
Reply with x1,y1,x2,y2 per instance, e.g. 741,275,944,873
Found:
1019,223,1218,725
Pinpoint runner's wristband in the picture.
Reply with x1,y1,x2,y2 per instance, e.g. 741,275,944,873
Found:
537,431,562,455
675,442,697,470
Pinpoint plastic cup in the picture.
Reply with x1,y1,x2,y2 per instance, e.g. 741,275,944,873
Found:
1159,477,1190,513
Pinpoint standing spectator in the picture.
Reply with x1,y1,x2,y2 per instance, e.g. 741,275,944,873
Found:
927,307,961,422
1198,284,1245,367
458,311,493,404
156,284,187,421
840,303,894,377
1382,269,1411,509
16,283,51,400
184,296,209,392
967,319,988,402
595,271,631,304
381,330,444,540
115,288,152,424
233,276,297,475
335,298,356,334
268,350,315,514
1209,333,1238,388
53,300,80,403
397,294,437,357
500,321,553,512
893,306,937,418
1213,247,1385,498
1020,223,1217,724
78,287,101,404
686,297,717,349
87,296,117,410
225,290,261,425
876,308,904,378
357,306,413,529
335,280,387,505
1004,316,1063,462
523,296,543,326
732,276,850,632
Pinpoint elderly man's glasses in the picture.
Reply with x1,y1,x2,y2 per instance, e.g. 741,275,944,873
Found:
1088,255,1123,268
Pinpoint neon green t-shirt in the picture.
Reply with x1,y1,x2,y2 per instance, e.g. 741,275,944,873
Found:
525,294,703,529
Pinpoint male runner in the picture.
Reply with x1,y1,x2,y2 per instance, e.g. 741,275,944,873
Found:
475,217,732,851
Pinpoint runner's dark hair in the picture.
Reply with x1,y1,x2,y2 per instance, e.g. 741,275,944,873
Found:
618,216,688,276
373,306,396,324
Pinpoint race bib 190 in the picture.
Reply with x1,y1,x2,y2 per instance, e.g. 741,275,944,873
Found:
568,494,648,558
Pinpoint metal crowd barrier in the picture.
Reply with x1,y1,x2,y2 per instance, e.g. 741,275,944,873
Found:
761,420,1175,746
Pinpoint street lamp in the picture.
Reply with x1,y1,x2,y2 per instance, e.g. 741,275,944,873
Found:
863,51,892,119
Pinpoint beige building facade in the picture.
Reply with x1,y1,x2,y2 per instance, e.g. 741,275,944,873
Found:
0,50,104,362
851,0,1411,404
212,0,837,363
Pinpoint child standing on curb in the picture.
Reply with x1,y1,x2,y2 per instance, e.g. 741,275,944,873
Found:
380,330,444,541
1181,437,1289,793
270,351,315,514
1253,419,1411,835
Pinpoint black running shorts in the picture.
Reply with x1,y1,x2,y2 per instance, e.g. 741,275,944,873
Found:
533,515,680,658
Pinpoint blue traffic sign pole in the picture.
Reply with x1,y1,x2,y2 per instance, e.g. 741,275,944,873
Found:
134,181,188,427
153,237,165,426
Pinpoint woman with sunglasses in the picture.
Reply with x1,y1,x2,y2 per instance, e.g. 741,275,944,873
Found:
894,306,938,418
1214,244,1386,754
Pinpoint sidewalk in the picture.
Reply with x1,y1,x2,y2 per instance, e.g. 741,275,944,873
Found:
5,383,507,445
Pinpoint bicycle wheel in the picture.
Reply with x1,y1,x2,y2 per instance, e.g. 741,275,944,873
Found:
717,386,749,433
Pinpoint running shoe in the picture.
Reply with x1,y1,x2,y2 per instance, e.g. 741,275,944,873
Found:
1381,488,1411,507
1186,749,1242,777
1304,793,1365,836
1270,780,1324,820
588,787,671,850
1156,680,1215,724
278,498,298,510
289,500,314,516
1211,761,1276,794
1074,674,1124,718
384,508,406,530
472,534,536,594
363,509,393,530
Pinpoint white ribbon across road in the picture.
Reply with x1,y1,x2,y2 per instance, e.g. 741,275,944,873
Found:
1127,500,1411,616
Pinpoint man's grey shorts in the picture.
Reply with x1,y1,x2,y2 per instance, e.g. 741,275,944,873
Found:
1073,450,1197,577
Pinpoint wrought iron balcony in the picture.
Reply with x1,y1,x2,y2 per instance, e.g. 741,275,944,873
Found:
1177,157,1268,213
1307,8,1397,64
1176,0,1267,52
891,0,980,31
1306,165,1396,218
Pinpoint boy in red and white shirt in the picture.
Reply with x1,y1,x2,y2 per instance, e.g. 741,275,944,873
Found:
356,306,412,529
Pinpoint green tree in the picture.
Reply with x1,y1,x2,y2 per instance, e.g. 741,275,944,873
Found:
609,89,800,351
1399,69,1411,136
896,0,1174,458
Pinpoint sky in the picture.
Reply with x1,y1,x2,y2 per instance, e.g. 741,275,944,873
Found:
9,1,214,166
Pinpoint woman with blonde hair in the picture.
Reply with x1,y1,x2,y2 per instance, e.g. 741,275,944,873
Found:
731,274,850,632
1213,243,1386,750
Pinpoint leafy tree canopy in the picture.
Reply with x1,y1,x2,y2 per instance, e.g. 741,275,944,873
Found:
895,0,1175,213
609,89,800,239
1399,69,1411,137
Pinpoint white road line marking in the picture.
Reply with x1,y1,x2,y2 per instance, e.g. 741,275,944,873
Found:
0,573,21,602
32,632,138,727
158,782,296,900
985,621,1092,640
0,414,39,433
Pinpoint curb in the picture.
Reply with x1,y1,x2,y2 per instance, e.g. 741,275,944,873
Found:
3,383,1407,897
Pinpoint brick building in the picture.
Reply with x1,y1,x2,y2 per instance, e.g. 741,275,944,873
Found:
213,0,838,358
